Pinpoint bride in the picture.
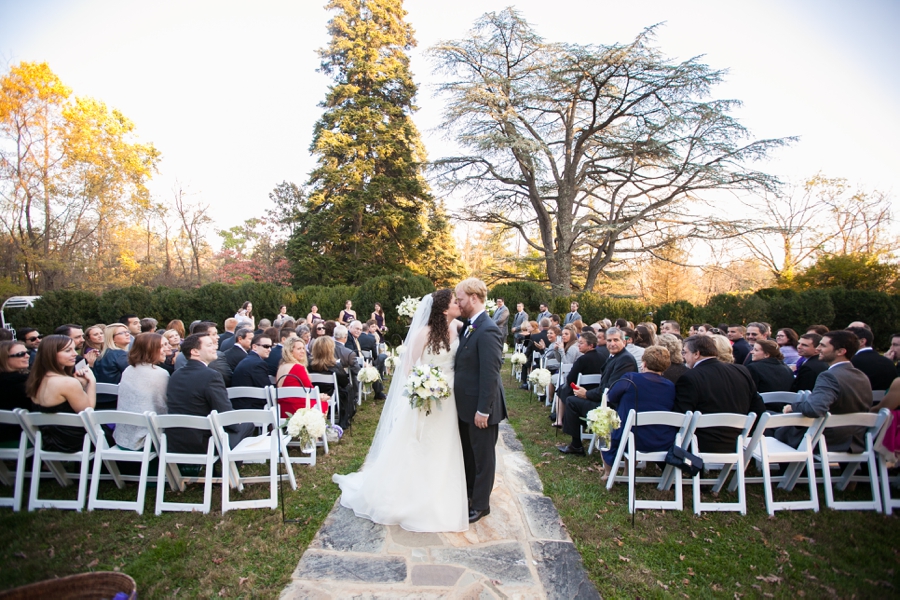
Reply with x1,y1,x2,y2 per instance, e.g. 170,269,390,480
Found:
332,289,468,532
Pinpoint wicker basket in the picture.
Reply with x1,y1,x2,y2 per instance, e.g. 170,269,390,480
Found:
0,571,136,600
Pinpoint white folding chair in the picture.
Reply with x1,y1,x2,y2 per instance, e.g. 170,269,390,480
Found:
361,349,373,363
210,408,286,512
527,354,543,396
227,386,270,411
871,390,887,405
733,412,825,516
760,391,805,412
309,372,341,419
95,382,119,397
511,343,524,377
618,410,695,512
148,412,219,515
874,409,900,515
576,373,604,453
270,385,328,464
815,411,888,512
19,410,94,512
0,410,33,512
82,408,157,514
550,363,573,414
689,412,756,515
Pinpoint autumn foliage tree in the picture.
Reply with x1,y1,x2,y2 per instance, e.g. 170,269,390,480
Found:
288,0,463,287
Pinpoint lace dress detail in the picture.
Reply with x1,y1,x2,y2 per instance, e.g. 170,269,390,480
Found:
333,337,467,532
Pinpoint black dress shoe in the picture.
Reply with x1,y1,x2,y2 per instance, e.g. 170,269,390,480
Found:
468,508,490,523
557,444,585,456
374,394,387,400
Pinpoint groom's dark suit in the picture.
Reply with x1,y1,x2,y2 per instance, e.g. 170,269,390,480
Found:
455,310,507,513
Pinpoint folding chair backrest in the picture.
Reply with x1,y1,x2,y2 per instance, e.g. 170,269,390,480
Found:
151,412,214,434
212,408,275,430
821,412,881,430
632,410,693,429
692,412,756,434
576,373,603,387
272,386,323,412
361,350,373,361
871,390,887,404
82,408,152,449
309,372,339,392
760,391,800,406
227,387,269,401
0,410,19,428
557,362,573,379
746,412,825,456
24,411,90,431
95,383,119,396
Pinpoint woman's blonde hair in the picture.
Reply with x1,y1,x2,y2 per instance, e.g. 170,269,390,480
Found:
711,334,734,364
101,323,128,357
162,329,181,345
310,336,336,371
282,336,308,366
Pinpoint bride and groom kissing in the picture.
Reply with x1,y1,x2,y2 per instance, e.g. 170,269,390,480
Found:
333,278,508,532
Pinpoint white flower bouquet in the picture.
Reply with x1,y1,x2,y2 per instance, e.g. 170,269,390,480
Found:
584,397,621,444
405,364,451,416
503,342,509,354
384,353,400,375
510,351,527,377
358,365,381,394
396,296,420,319
528,368,552,395
286,408,327,450
485,298,497,316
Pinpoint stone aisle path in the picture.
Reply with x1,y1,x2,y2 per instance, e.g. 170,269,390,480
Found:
280,422,601,600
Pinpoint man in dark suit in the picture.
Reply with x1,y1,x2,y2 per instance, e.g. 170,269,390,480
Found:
536,303,552,324
230,334,273,409
674,335,764,453
563,301,582,326
511,303,529,340
224,328,253,371
741,323,769,365
166,333,253,454
727,325,752,365
791,333,827,392
779,330,871,452
266,328,295,377
560,328,638,455
218,318,237,350
554,331,606,414
491,298,510,342
847,326,895,391
347,320,386,399
455,279,507,523
334,325,361,404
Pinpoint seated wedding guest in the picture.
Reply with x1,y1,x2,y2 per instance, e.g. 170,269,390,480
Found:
338,300,357,325
554,331,605,428
140,317,158,334
0,340,32,443
621,327,644,365
17,328,40,366
276,336,333,418
779,330,870,452
599,346,677,479
346,320,386,399
0,329,11,341
162,329,182,367
225,327,253,370
83,324,105,359
55,323,96,369
322,320,337,338
775,328,801,366
267,327,296,377
711,334,735,364
309,320,326,350
218,317,238,349
871,377,900,413
166,319,186,339
166,333,253,453
306,305,323,324
256,319,271,336
674,335,764,453
333,324,361,404
230,333,273,409
516,321,534,389
635,324,657,347
657,333,688,383
727,325,751,364
745,339,794,393
559,326,581,364
847,326,896,391
26,335,96,452
807,324,830,337
792,333,828,392
114,333,169,450
94,323,132,409
539,326,563,398
309,336,353,430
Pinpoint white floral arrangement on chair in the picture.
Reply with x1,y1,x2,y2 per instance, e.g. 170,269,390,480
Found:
396,296,420,319
510,351,527,377
358,365,381,394
384,352,400,375
503,342,509,354
286,408,327,451
528,368,552,395
584,395,621,444
404,364,451,416
485,298,497,316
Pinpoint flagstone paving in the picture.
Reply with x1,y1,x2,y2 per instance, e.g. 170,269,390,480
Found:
281,423,601,600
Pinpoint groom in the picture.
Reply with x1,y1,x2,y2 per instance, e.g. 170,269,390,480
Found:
455,278,508,523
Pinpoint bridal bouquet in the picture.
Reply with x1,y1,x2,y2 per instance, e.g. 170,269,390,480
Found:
287,408,327,450
396,296,420,319
584,393,621,444
485,298,497,316
405,364,451,416
528,368,552,395
358,365,381,394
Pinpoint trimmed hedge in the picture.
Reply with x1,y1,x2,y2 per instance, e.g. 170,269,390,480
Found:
6,283,900,349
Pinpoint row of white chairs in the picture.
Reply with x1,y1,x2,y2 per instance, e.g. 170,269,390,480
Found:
0,396,330,514
601,407,897,516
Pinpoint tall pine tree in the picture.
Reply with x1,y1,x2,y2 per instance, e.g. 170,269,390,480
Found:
289,0,462,286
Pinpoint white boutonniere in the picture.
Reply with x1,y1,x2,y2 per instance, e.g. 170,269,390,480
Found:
466,324,477,337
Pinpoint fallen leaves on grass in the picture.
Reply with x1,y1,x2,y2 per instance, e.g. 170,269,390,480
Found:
212,557,225,565
87,559,99,568
756,574,782,584
238,577,249,586
618,555,630,562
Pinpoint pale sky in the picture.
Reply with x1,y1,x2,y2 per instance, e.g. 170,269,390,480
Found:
2,0,898,236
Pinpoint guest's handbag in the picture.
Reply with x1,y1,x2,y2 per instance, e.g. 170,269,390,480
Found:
664,444,704,477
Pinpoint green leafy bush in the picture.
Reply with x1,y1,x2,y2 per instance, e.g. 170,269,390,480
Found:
355,274,435,343
654,300,702,333
702,293,769,326
827,288,900,349
758,288,835,333
489,282,551,317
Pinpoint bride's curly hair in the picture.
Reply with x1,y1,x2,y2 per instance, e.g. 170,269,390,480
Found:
426,289,453,355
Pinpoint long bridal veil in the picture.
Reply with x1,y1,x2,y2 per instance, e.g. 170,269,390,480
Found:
364,293,433,467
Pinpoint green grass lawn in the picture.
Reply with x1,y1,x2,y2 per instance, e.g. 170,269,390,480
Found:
2,372,899,598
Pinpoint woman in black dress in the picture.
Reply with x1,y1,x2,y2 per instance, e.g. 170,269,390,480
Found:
746,339,794,393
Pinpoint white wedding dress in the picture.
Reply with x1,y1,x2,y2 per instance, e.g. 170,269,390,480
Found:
333,336,468,532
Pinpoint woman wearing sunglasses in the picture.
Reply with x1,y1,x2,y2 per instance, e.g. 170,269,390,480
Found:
0,340,32,443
